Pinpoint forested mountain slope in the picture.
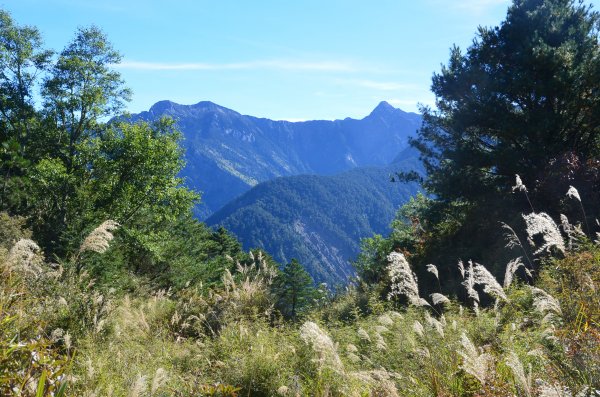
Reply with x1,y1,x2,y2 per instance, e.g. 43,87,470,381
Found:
129,100,421,218
207,150,422,285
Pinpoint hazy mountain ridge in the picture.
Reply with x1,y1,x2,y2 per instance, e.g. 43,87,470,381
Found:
129,100,421,218
206,152,422,285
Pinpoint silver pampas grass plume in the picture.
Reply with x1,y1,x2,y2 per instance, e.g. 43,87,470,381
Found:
503,257,529,288
430,293,450,306
386,252,429,306
505,352,532,397
523,213,565,255
426,263,439,280
458,333,492,385
79,220,120,254
461,260,480,304
6,239,44,275
566,186,581,202
512,174,527,192
300,321,343,372
473,262,508,301
530,287,561,315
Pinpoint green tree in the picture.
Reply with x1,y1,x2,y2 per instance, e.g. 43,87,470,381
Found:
411,0,600,209
273,259,316,321
0,11,52,212
397,0,600,276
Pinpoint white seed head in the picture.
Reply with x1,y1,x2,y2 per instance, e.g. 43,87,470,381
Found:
473,262,508,301
458,333,492,385
430,293,450,306
426,263,439,280
413,320,424,337
504,257,524,288
299,321,343,372
523,213,565,255
386,252,428,306
512,174,528,192
151,368,168,394
357,328,371,341
566,186,581,203
377,314,394,326
530,287,561,315
6,239,43,275
80,220,120,254
505,352,532,397
461,261,480,304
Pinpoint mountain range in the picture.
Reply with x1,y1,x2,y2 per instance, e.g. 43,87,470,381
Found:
129,100,421,219
128,100,422,284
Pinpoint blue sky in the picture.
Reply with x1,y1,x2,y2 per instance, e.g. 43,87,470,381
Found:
4,0,600,120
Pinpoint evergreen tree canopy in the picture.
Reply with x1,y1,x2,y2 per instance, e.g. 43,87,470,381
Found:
274,259,316,320
412,0,600,207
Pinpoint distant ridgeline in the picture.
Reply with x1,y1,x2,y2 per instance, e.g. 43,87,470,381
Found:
128,100,421,219
129,101,422,285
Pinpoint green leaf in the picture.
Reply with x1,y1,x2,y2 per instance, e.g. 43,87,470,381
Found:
36,370,47,397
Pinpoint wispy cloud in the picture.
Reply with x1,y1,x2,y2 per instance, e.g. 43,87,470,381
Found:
115,59,358,72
